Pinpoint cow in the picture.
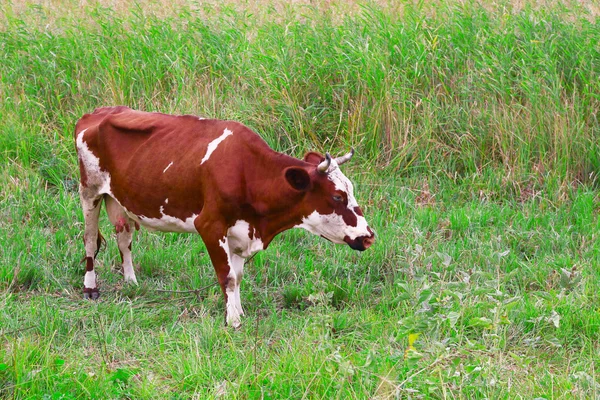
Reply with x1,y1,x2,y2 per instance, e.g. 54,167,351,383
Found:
75,106,375,327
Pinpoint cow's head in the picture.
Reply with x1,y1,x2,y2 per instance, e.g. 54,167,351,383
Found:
285,149,375,251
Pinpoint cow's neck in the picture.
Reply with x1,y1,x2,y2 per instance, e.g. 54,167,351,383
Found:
245,151,311,247
256,207,305,248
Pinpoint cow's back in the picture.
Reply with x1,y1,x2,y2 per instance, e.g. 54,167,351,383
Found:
75,107,269,221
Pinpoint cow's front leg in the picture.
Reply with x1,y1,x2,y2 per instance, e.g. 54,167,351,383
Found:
227,254,246,315
214,241,246,328
197,221,246,328
227,253,245,323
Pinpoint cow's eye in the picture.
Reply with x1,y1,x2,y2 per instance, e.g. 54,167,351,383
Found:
332,194,344,202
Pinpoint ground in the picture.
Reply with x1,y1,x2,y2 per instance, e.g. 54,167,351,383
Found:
1,0,599,398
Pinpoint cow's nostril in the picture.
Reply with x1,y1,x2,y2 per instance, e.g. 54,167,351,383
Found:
363,235,375,249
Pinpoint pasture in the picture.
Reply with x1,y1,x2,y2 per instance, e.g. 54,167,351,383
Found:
1,0,600,398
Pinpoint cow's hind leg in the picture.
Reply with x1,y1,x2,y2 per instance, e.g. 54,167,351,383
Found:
105,197,138,284
80,187,103,300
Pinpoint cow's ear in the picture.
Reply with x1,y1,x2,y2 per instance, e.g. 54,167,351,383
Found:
284,167,312,192
303,152,325,165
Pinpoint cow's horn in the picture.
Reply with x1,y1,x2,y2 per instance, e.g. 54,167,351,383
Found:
334,148,355,166
317,153,332,173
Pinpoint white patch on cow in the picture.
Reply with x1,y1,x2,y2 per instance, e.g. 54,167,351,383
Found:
296,159,371,242
84,270,96,289
326,160,359,208
164,198,169,204
219,236,233,266
76,128,113,196
201,128,233,165
295,210,368,243
136,206,198,233
117,226,137,284
163,161,174,173
218,236,243,328
227,253,245,326
226,220,264,257
217,220,263,327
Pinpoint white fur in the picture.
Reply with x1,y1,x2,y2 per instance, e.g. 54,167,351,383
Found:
137,206,198,233
296,210,370,243
226,254,245,328
117,225,137,284
201,128,233,165
296,160,371,242
84,270,96,289
218,236,233,266
76,128,113,195
326,162,360,208
218,220,264,327
226,220,264,257
218,236,242,328
163,161,174,173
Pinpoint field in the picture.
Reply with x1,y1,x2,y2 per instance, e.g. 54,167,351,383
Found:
1,0,600,398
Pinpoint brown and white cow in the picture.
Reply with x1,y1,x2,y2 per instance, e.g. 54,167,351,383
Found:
75,106,374,327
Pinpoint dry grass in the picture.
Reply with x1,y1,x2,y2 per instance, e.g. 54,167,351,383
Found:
5,0,598,27
3,0,405,27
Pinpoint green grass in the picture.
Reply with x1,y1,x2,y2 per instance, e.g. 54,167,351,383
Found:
2,0,600,398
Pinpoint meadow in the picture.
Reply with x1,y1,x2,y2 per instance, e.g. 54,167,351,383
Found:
1,0,600,398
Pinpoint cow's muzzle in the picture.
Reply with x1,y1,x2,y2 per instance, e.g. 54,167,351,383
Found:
344,228,375,251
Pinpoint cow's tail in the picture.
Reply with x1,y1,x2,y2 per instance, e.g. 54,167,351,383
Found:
79,230,106,264
95,230,105,258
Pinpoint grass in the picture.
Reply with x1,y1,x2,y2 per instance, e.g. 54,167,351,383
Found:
1,0,600,398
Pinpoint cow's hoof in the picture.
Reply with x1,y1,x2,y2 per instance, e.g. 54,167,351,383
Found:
227,318,242,330
225,315,242,330
83,290,100,300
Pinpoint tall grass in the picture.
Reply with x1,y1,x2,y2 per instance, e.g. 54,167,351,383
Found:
2,1,600,398
1,0,599,184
